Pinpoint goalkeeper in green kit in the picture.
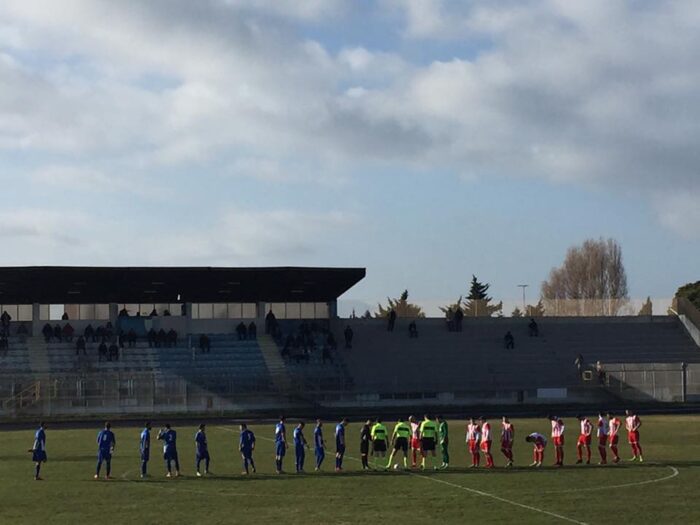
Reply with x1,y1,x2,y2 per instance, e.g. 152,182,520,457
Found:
437,415,449,470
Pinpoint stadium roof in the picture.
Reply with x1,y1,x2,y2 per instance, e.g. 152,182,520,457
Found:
0,266,366,304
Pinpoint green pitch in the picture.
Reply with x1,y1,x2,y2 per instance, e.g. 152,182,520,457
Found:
1,415,699,524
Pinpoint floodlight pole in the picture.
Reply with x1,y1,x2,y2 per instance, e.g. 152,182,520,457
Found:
517,284,529,313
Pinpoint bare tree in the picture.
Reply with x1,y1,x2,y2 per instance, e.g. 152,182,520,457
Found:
541,238,629,316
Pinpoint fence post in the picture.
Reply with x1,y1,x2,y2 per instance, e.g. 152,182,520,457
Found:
682,362,687,403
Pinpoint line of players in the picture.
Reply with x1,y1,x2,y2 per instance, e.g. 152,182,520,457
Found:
27,410,644,480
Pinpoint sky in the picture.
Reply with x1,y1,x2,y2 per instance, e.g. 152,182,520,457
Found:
0,0,699,316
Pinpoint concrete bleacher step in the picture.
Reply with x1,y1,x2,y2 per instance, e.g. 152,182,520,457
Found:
257,335,293,391
26,337,51,374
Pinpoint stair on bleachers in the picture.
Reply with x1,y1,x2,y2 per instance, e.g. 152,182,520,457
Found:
26,337,51,374
257,334,293,391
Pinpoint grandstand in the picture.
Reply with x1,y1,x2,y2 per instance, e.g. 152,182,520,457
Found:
0,266,699,419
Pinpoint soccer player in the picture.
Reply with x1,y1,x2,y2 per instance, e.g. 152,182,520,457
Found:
596,412,609,465
293,422,308,473
549,415,565,466
314,419,326,471
274,416,287,474
466,417,481,468
239,423,256,474
140,422,151,478
500,416,514,467
95,422,116,480
479,417,494,468
607,412,621,463
157,423,180,477
371,418,389,468
386,418,411,470
526,432,547,467
419,414,438,470
335,418,348,472
625,409,643,462
576,415,593,465
437,415,449,470
28,422,47,480
359,419,372,470
409,415,421,468
194,423,210,476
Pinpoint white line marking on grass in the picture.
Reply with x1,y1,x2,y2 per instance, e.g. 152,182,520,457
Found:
543,465,679,494
220,426,586,524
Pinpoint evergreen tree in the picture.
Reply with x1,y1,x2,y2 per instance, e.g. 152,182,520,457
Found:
525,299,546,317
439,297,463,316
676,281,700,310
462,276,502,317
511,306,523,318
375,290,425,318
361,309,372,319
638,297,653,316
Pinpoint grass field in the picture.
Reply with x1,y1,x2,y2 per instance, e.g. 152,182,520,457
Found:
1,415,699,524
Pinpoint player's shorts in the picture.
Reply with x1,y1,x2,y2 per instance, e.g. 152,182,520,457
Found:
97,450,112,463
411,437,421,450
627,431,640,444
577,435,592,446
501,441,513,450
468,439,479,453
394,437,409,452
164,448,178,461
534,443,546,452
275,442,286,457
598,435,608,446
32,450,47,463
609,435,619,446
360,441,370,455
196,451,210,460
421,437,436,451
553,436,564,447
480,440,492,453
373,440,387,452
141,450,150,461
336,444,346,455
241,447,253,459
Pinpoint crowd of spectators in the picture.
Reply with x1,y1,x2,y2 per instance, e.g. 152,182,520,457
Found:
276,319,337,365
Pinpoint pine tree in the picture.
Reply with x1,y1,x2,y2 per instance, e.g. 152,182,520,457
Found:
511,306,523,318
361,309,372,319
462,276,502,317
638,296,653,316
525,299,546,317
375,290,425,318
439,297,463,316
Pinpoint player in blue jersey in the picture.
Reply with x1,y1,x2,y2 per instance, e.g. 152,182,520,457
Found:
95,422,116,480
195,423,210,477
28,422,47,480
314,419,326,471
335,418,349,472
274,416,288,474
293,422,309,473
239,423,256,475
157,423,180,477
140,422,151,478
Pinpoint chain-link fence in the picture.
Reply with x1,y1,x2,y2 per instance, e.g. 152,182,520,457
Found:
603,363,700,402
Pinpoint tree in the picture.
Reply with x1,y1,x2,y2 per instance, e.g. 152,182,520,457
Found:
463,275,502,317
511,307,523,318
525,299,546,317
375,290,425,318
439,296,463,317
676,281,700,310
638,297,653,316
541,238,629,316
361,309,372,319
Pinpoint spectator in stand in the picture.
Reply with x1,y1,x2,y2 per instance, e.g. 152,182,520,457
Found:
408,320,418,338
528,318,539,337
62,323,74,343
236,322,248,341
1,310,11,336
157,329,167,348
265,310,277,334
98,340,108,362
167,329,178,347
344,326,353,349
42,323,53,343
387,309,397,332
149,308,158,317
61,312,69,321
445,308,454,332
127,329,137,348
105,322,114,339
95,325,105,341
147,328,157,348
199,334,211,354
76,336,87,355
108,341,119,361
248,322,257,340
53,324,62,343
454,308,464,332
574,354,584,378
596,361,605,385
322,345,333,365
504,331,515,349
118,307,129,318
163,309,171,316
118,330,126,349
84,324,96,343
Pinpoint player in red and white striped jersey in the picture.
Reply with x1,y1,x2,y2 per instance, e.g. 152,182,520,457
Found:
466,418,481,468
500,417,514,468
576,415,593,465
526,432,547,467
607,412,621,463
625,409,644,462
479,417,494,468
409,415,421,468
596,412,609,465
549,415,565,467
